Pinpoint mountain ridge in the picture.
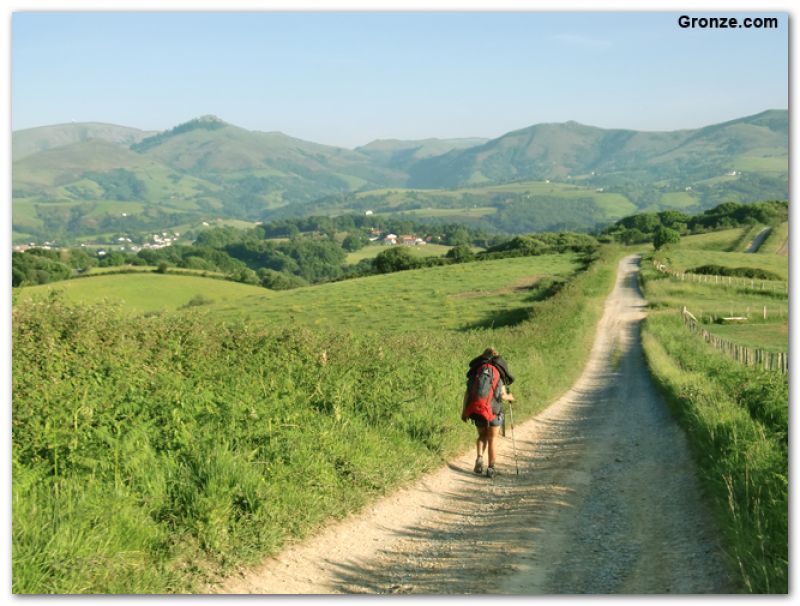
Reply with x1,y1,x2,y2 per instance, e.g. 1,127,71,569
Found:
12,109,788,242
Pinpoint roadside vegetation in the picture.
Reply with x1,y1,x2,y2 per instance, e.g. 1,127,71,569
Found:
637,211,788,593
12,242,622,593
755,221,789,256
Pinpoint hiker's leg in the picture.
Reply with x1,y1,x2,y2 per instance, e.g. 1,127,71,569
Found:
487,425,501,467
476,426,488,457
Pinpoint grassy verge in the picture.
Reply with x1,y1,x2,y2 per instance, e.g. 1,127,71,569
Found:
640,263,788,592
641,244,788,592
756,222,788,256
729,224,767,252
12,246,622,594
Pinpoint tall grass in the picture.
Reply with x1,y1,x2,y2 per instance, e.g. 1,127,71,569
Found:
12,247,621,594
755,222,788,256
640,266,787,596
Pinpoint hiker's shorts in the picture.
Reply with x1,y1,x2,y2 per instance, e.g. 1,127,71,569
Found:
470,412,504,428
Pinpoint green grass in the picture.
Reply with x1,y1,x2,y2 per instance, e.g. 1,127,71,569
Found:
730,224,768,253
756,222,788,256
641,314,787,593
212,254,582,333
706,322,788,353
641,258,788,351
639,246,788,592
12,246,623,594
658,191,699,209
678,228,746,252
392,206,498,219
655,249,788,281
345,243,456,264
11,201,46,230
354,180,638,221
732,154,788,174
20,253,581,333
18,272,265,314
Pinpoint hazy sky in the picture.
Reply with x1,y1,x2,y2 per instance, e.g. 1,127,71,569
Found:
11,11,789,148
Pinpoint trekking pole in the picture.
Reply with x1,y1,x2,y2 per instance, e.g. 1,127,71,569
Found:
508,397,519,475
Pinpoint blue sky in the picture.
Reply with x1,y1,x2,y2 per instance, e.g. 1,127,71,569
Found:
11,11,789,147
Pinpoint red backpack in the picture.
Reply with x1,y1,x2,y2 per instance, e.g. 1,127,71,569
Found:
463,363,500,422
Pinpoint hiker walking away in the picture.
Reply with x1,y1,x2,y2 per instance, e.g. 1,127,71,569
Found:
461,347,515,478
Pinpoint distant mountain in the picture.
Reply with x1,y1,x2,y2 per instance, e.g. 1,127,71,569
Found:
12,122,157,161
356,137,489,170
408,110,788,188
131,115,405,187
11,110,788,243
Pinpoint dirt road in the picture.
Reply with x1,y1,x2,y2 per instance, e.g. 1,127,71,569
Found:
216,255,735,595
745,227,772,253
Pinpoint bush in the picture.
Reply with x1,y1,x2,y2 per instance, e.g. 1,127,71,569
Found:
688,265,782,281
181,294,215,308
257,269,308,290
445,244,475,263
373,246,420,273
653,226,680,250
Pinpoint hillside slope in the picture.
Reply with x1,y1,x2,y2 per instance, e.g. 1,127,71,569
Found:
408,110,787,189
12,110,788,242
11,122,156,161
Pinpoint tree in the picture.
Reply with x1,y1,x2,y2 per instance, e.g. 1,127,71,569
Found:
445,244,475,263
257,268,307,290
653,226,681,250
619,228,647,245
373,246,419,273
342,232,369,252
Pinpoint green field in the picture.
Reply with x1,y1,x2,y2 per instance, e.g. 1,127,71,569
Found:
22,254,581,334
344,243,456,264
354,180,638,221
389,207,498,219
678,228,745,251
706,322,788,353
655,249,788,281
221,254,581,332
658,191,699,209
19,272,265,314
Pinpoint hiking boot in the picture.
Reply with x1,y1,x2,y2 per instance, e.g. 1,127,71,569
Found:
473,456,483,474
486,466,496,479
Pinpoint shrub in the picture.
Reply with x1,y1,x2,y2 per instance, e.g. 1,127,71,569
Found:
688,265,782,281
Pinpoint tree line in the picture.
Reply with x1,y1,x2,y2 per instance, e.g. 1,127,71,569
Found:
12,213,598,289
601,200,788,248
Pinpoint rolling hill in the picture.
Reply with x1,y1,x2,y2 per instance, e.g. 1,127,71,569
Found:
408,110,788,189
11,122,156,161
11,110,788,243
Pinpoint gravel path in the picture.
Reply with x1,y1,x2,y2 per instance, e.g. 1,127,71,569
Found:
216,255,735,595
745,227,772,253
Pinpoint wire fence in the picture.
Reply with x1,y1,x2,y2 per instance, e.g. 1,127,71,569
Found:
652,258,789,295
681,306,788,374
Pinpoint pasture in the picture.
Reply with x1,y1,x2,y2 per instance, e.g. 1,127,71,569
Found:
345,243,455,264
654,248,788,281
678,227,744,251
17,253,582,334
17,272,265,314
